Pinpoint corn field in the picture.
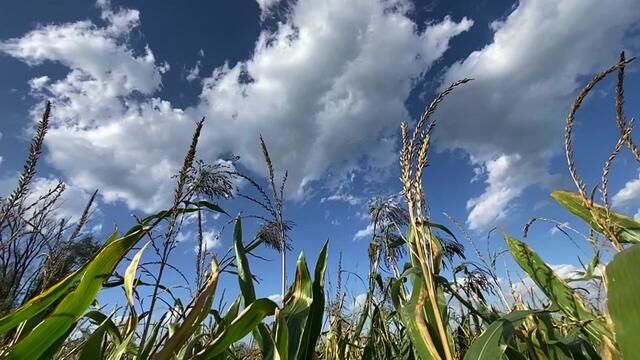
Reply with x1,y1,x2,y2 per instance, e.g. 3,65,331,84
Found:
0,54,638,359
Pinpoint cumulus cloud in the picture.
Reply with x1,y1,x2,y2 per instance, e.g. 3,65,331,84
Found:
436,0,640,230
353,222,374,241
197,230,221,253
1,0,472,212
612,176,640,210
197,0,472,199
466,154,549,230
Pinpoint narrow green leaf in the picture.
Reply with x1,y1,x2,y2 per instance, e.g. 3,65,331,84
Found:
137,313,167,360
274,309,289,360
281,252,313,359
232,217,272,355
78,313,115,360
606,244,640,357
84,310,123,346
107,332,135,360
188,200,228,216
299,241,329,360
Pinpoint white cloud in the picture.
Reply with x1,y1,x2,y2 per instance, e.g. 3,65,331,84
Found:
353,222,374,241
255,0,281,18
436,0,640,230
549,222,570,236
612,176,640,210
185,61,201,82
268,293,283,306
320,193,362,206
197,230,221,253
197,0,473,200
28,76,50,90
1,0,472,212
466,154,549,230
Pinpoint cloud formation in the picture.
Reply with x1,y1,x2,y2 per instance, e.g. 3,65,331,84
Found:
1,0,472,212
437,0,640,229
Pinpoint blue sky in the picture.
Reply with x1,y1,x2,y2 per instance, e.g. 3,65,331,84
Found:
1,0,640,308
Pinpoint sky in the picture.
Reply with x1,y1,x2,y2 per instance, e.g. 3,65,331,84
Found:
1,0,640,308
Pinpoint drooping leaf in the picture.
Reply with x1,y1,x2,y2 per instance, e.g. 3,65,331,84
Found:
84,310,123,346
606,244,640,358
397,274,439,360
125,241,150,307
552,191,640,244
505,234,611,343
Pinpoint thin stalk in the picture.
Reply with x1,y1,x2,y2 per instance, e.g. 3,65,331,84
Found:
140,118,204,347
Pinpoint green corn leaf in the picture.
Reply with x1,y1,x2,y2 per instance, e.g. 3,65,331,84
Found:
552,191,640,244
78,313,115,360
464,310,535,360
281,252,313,359
299,241,329,360
5,227,147,360
217,296,242,329
84,310,123,346
137,313,167,360
232,217,272,355
274,308,289,360
196,298,278,359
107,332,135,360
39,324,77,360
397,275,439,360
505,234,611,343
187,200,228,216
154,259,220,360
606,244,640,358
